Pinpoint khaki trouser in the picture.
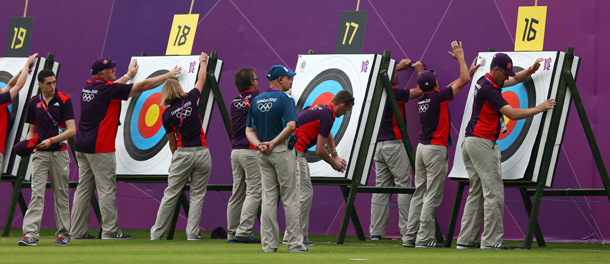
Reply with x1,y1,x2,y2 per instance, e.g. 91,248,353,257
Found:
284,152,313,241
227,149,262,239
22,150,71,242
151,147,212,240
403,144,448,246
259,139,304,252
370,140,412,236
71,152,122,239
457,136,504,247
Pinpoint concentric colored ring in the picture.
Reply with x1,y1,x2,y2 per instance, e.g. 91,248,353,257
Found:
295,69,353,163
498,66,535,162
123,70,169,161
0,71,18,120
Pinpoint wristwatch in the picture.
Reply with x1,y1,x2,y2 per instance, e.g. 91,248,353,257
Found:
331,151,338,156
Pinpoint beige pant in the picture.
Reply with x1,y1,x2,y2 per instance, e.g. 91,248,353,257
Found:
227,149,262,238
22,150,71,241
259,139,304,252
71,152,122,239
371,140,412,236
457,136,504,247
284,152,313,240
403,144,447,246
151,147,212,240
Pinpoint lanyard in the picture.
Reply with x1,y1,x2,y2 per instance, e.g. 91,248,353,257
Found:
269,88,280,91
177,100,186,133
39,94,58,126
239,94,250,107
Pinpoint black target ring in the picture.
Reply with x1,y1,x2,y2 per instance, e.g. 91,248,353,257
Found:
0,71,18,122
123,69,169,161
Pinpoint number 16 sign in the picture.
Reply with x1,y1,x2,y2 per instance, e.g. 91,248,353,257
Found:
166,14,199,55
514,6,547,51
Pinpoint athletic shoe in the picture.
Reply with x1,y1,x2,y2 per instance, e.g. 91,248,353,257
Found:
236,235,261,243
290,246,309,253
416,241,445,248
456,243,481,249
53,237,70,246
481,243,514,250
402,241,415,247
303,238,315,245
227,238,240,243
370,235,381,241
282,240,288,245
187,235,202,241
18,236,37,246
73,233,96,239
264,248,278,253
102,233,132,239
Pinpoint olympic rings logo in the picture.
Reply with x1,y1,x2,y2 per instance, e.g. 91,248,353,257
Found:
234,101,248,109
176,107,192,118
258,102,273,112
418,104,429,113
82,93,95,102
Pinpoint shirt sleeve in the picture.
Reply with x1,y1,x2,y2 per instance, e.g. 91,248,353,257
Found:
282,96,298,124
246,105,254,128
110,83,134,101
188,88,201,99
62,97,75,121
0,92,11,105
162,112,174,134
438,87,454,102
25,99,36,124
486,88,509,111
394,87,411,103
318,109,333,137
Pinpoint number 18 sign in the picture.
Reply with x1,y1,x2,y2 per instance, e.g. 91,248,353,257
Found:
166,14,199,55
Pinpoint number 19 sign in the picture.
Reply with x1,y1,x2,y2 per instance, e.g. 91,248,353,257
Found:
335,11,367,54
166,14,199,55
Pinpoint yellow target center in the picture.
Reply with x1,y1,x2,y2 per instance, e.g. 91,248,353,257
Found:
145,105,160,127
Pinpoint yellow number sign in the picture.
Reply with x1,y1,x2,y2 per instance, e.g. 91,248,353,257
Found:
514,6,547,51
166,14,199,55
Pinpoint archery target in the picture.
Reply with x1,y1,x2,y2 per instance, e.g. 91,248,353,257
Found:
449,51,562,181
116,55,200,175
1,57,44,175
292,54,390,185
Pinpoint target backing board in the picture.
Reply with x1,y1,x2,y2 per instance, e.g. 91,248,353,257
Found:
528,54,580,187
292,54,394,185
449,51,565,182
1,57,49,175
116,55,222,176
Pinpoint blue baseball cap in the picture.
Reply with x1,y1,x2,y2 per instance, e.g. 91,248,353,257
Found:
266,65,296,81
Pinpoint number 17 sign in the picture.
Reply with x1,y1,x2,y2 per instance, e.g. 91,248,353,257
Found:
335,11,367,54
166,14,199,55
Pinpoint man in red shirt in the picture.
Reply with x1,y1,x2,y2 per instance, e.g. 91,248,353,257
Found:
456,53,555,250
71,57,180,240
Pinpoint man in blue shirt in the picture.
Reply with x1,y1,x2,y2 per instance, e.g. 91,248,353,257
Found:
246,65,307,253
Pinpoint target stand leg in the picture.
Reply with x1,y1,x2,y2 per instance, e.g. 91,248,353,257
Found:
89,196,103,239
434,218,444,244
444,181,466,248
340,185,366,241
519,188,545,246
2,155,31,237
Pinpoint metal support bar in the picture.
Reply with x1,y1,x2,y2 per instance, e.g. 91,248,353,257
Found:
340,186,366,241
519,188,545,246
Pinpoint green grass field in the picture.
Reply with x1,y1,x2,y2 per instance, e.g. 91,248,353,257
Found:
1,229,609,263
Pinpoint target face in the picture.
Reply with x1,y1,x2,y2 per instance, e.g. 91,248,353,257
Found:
449,51,563,181
0,57,47,175
292,54,391,184
115,55,225,176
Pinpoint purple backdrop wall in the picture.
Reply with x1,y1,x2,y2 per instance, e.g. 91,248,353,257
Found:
1,0,608,242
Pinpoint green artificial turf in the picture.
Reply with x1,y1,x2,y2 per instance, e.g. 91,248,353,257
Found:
1,229,609,263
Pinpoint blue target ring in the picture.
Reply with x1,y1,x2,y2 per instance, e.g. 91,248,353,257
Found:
129,85,166,150
0,71,18,121
497,83,528,151
302,80,345,151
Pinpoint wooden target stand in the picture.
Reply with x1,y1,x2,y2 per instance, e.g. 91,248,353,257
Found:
306,50,444,244
2,52,235,240
443,47,610,249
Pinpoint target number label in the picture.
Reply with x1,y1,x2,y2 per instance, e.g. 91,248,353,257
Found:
335,11,367,54
166,14,199,55
4,17,34,57
514,6,547,51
